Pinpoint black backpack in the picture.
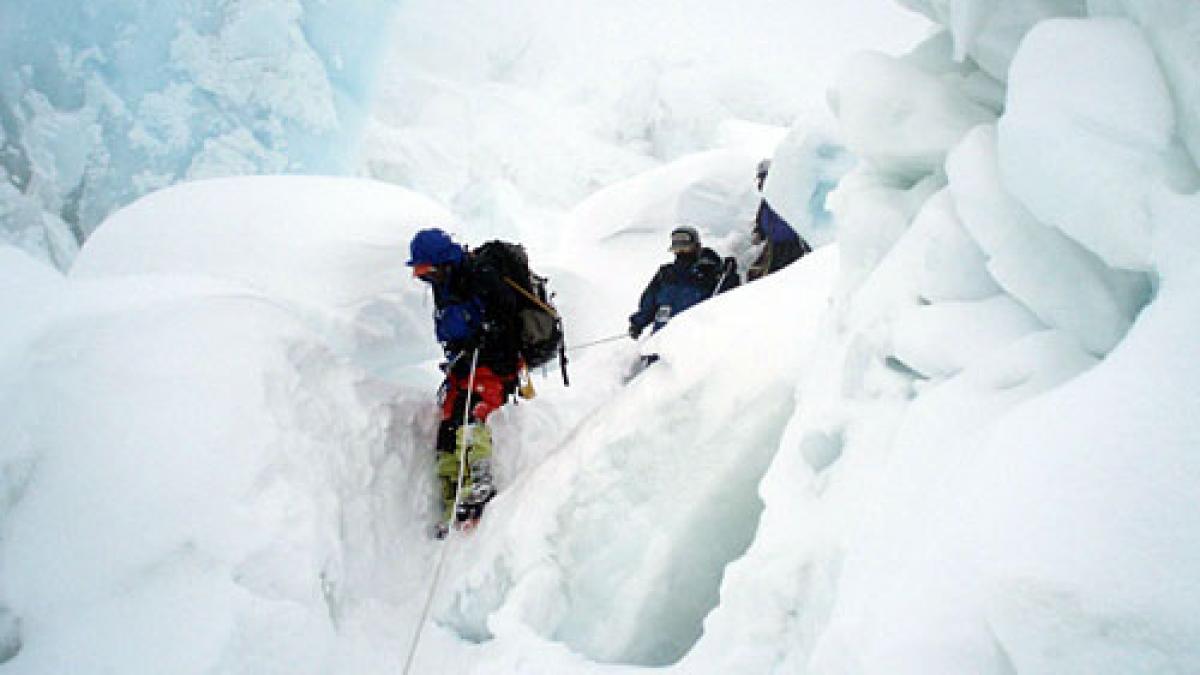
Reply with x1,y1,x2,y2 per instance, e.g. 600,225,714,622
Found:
472,241,569,383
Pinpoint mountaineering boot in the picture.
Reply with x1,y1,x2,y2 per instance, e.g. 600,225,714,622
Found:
455,424,495,529
455,464,495,531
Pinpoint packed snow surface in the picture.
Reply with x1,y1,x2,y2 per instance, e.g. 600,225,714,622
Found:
3,1,1200,674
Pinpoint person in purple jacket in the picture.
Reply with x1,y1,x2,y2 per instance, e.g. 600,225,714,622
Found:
748,159,811,281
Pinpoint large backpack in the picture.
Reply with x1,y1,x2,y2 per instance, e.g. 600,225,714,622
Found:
472,241,568,383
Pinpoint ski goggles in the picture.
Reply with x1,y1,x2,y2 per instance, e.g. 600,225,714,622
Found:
412,262,437,280
669,235,698,252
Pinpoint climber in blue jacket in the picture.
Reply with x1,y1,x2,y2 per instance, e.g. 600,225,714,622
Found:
408,228,520,536
628,225,739,339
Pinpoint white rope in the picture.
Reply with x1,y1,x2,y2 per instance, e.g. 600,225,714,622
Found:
565,333,627,352
401,348,479,675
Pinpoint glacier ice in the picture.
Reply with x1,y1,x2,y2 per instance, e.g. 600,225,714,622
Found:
3,0,1200,673
761,124,856,249
999,17,1180,271
949,124,1152,356
895,0,1088,80
911,188,1001,303
686,2,1200,673
0,0,399,270
829,49,995,179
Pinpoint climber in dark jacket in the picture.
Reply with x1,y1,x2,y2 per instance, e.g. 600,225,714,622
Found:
748,159,811,281
410,229,521,383
628,225,739,339
408,228,520,535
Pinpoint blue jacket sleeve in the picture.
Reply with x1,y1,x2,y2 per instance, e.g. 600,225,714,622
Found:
436,297,485,349
629,269,664,330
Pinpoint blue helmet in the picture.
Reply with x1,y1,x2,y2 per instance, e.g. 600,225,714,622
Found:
407,228,465,266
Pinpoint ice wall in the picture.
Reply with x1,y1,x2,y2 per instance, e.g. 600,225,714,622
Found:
682,1,1200,673
0,0,399,270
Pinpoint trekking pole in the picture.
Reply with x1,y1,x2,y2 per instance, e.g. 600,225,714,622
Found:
712,254,739,299
401,348,479,675
559,341,570,387
430,346,479,528
452,348,480,529
712,268,730,299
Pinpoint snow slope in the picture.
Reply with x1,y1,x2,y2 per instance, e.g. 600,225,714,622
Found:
0,178,455,673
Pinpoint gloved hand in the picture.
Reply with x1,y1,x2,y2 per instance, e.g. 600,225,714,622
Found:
750,226,764,246
443,338,478,367
628,323,643,340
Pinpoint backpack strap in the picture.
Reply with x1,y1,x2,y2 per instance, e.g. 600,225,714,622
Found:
502,277,559,318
